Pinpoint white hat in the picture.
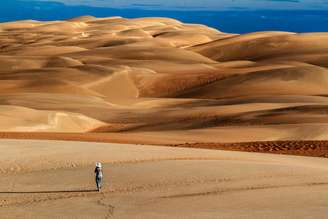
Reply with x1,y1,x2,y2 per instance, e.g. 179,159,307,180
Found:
96,162,102,168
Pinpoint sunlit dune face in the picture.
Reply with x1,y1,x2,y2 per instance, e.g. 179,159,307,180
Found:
0,16,328,142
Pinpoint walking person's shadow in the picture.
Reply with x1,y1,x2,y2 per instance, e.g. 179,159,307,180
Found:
0,189,97,194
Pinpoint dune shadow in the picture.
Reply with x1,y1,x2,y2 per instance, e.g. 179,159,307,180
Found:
0,189,97,194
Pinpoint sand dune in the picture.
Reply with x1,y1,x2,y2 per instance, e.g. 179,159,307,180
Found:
1,17,328,218
191,32,328,61
0,106,105,132
0,16,328,145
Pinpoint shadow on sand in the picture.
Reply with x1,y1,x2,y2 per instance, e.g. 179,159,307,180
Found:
0,189,97,194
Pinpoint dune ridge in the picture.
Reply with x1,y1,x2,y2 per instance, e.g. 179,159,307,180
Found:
1,17,328,154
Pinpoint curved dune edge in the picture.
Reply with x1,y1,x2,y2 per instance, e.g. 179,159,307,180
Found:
0,105,106,133
0,132,327,158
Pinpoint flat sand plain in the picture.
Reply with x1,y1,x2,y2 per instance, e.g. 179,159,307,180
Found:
1,139,328,219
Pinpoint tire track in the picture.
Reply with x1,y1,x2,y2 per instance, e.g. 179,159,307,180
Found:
0,173,315,208
160,181,328,199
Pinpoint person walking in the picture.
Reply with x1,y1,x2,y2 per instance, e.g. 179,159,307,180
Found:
95,162,103,191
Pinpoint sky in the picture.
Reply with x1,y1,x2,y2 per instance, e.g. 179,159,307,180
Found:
35,0,328,10
1,0,328,33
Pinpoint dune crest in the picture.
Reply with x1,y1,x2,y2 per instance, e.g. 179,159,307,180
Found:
0,105,105,132
1,16,328,145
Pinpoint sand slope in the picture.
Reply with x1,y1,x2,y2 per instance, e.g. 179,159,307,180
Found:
1,140,328,218
1,16,328,143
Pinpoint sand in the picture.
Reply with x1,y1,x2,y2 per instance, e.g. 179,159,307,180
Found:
0,139,328,218
0,16,328,144
1,16,328,218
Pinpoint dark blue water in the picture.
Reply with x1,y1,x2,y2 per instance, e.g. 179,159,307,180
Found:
1,0,328,33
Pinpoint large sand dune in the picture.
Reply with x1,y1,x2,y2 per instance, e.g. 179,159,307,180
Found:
1,16,328,148
1,140,328,218
1,17,328,218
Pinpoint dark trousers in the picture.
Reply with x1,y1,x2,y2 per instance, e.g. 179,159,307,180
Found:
96,176,102,190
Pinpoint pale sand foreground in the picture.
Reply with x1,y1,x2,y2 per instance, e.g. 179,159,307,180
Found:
0,140,328,218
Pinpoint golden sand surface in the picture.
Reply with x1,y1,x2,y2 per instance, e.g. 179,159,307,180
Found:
1,139,328,218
